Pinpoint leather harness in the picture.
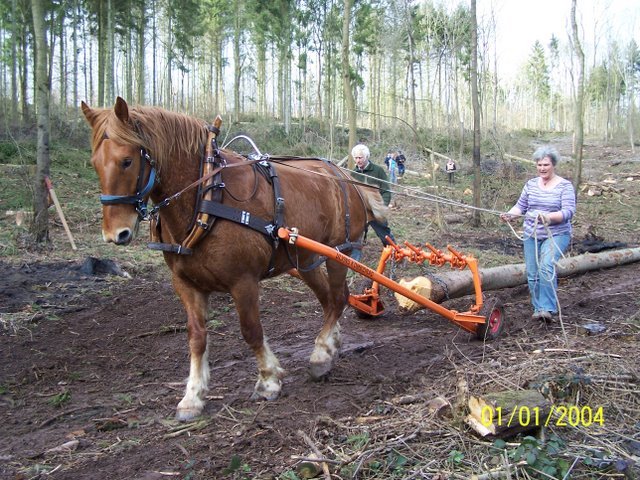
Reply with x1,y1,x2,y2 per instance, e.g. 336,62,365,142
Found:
143,124,359,275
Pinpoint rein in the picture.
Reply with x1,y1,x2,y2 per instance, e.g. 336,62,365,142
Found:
101,122,364,267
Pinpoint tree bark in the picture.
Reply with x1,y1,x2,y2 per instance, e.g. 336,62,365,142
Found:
31,0,51,244
342,0,357,168
571,0,585,192
467,390,550,438
394,247,640,312
470,0,482,227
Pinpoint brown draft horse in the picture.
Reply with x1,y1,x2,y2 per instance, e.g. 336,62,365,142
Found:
81,97,387,421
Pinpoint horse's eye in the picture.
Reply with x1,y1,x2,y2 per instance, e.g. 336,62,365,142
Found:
122,158,133,169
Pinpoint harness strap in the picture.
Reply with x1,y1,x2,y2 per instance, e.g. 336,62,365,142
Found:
147,242,193,255
199,200,277,237
322,159,352,243
252,161,285,276
281,159,359,273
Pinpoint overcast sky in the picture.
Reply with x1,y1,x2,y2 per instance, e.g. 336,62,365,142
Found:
474,0,640,80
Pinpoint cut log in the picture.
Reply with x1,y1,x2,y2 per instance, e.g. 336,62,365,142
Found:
395,247,640,312
466,389,550,438
504,153,535,164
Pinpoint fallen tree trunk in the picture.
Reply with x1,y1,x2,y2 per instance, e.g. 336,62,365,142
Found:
395,247,640,312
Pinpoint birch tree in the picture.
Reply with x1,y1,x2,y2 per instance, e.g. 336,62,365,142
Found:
342,0,356,166
470,0,481,227
571,0,585,192
31,0,51,244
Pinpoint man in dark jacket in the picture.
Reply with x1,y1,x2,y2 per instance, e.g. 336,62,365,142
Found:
350,144,395,261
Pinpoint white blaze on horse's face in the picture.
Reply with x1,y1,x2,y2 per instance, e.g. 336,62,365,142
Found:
92,139,142,245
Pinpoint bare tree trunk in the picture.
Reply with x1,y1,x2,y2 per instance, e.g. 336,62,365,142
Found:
72,1,79,112
233,3,241,123
106,0,114,103
58,7,66,108
97,0,106,106
470,0,482,227
10,0,19,125
31,0,51,244
395,248,640,312
571,0,585,192
342,0,357,168
21,22,30,121
136,0,146,104
152,1,157,105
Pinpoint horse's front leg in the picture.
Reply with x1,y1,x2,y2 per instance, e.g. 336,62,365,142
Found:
231,278,285,401
298,260,347,379
173,275,210,421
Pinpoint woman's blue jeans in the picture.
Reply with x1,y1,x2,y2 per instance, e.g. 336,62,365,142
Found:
523,234,570,314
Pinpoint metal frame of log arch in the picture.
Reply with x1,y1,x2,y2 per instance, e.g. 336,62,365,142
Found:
277,227,496,338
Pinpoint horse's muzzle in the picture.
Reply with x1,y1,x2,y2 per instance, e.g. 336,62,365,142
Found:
103,227,134,245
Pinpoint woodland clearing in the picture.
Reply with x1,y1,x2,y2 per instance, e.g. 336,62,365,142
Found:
1,133,639,479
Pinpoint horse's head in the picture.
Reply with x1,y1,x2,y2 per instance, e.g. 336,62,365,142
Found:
81,97,156,245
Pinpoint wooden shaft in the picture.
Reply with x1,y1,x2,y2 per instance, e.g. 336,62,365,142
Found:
45,177,77,250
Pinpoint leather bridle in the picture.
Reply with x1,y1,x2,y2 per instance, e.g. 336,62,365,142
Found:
98,144,157,220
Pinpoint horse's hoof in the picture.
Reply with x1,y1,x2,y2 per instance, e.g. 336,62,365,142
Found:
250,389,280,401
175,408,202,422
252,376,282,401
309,361,333,381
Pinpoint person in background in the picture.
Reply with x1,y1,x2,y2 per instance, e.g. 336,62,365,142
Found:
387,153,398,186
351,144,395,260
446,158,457,185
500,146,576,321
395,150,406,177
384,150,394,169
387,153,398,208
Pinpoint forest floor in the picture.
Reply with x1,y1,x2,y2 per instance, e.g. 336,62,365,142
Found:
0,135,639,479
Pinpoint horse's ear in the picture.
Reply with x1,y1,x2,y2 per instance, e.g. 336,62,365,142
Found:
114,97,129,124
80,101,97,126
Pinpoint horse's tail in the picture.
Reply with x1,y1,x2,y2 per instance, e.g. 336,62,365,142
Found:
359,186,389,224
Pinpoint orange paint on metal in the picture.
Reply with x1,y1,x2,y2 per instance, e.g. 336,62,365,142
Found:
278,227,486,334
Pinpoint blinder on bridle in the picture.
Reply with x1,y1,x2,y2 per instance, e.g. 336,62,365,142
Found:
99,138,157,220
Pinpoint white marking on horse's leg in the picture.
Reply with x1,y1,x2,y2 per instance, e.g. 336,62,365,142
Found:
252,338,285,401
176,343,210,421
310,321,342,379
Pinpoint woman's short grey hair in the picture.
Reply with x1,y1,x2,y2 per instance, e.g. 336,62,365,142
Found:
533,146,560,166
352,144,370,159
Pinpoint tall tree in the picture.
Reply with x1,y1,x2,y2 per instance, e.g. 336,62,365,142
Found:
570,0,585,192
624,40,640,152
232,0,243,121
342,0,356,167
31,0,51,243
470,0,481,227
525,41,551,128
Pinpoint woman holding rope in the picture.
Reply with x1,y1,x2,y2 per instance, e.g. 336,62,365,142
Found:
500,146,576,322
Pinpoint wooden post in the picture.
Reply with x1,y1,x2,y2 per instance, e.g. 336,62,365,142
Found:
44,176,77,250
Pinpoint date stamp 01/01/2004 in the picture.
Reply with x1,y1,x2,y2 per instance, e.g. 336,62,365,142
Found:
480,405,606,429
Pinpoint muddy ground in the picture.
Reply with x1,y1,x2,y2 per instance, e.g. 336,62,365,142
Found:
1,237,639,479
1,139,639,479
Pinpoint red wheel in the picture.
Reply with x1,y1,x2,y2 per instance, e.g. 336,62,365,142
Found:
475,298,505,340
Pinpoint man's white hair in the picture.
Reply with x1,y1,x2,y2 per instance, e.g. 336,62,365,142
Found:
351,144,370,159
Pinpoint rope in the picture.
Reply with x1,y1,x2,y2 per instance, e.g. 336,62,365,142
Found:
335,164,510,218
264,154,571,336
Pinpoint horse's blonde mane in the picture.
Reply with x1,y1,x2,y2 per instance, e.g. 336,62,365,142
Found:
90,105,208,173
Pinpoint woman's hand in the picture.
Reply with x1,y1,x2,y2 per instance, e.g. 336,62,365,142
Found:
537,212,551,226
500,213,517,223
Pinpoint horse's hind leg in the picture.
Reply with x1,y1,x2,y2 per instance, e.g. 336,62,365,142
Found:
230,278,285,401
298,259,349,379
173,276,210,421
